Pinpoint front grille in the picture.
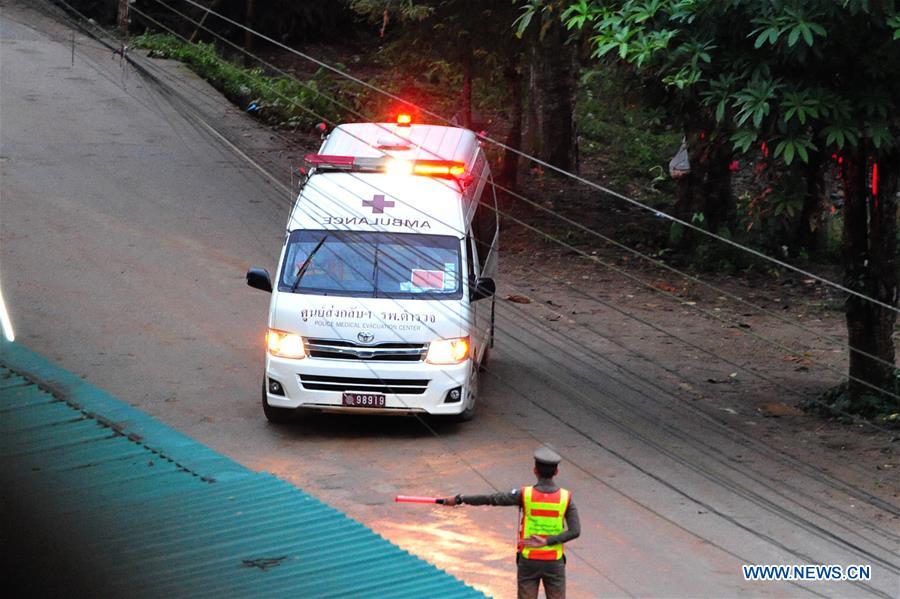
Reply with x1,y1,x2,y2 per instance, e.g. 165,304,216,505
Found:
306,338,426,362
298,374,430,395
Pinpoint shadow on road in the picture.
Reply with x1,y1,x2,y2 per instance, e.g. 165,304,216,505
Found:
264,411,468,440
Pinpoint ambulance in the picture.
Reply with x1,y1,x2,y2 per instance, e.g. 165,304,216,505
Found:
246,115,499,422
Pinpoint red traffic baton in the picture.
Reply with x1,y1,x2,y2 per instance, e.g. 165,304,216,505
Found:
395,495,446,504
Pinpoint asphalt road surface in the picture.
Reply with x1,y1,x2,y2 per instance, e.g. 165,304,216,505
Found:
2,3,898,597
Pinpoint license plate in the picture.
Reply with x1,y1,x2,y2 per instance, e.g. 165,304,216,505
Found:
342,392,386,408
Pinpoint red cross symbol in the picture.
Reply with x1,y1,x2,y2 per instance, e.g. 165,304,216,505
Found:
363,194,394,214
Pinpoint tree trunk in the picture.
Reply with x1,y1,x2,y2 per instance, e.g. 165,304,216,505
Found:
796,149,827,255
533,22,576,171
841,148,899,412
673,118,734,235
498,56,523,210
117,0,128,38
244,0,256,59
670,124,703,249
525,41,541,158
701,135,735,233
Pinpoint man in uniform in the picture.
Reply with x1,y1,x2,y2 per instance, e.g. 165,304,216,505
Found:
442,447,580,599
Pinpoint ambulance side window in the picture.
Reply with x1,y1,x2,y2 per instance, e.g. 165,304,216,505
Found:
472,187,497,268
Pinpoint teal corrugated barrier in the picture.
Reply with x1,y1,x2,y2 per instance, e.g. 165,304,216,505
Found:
1,341,485,598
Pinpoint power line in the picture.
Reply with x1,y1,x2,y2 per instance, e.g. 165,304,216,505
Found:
490,179,899,372
124,0,900,419
45,0,506,490
134,41,898,491
136,0,897,376
135,0,900,383
165,0,900,317
40,3,900,584
128,0,894,410
59,0,900,520
128,0,900,410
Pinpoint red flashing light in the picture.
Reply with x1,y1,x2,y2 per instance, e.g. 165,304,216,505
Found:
304,154,466,180
871,162,879,196
397,113,412,126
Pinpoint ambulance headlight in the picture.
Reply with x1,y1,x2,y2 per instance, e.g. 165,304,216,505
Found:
266,329,306,359
425,337,470,365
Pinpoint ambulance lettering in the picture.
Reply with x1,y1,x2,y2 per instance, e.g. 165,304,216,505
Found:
321,216,431,229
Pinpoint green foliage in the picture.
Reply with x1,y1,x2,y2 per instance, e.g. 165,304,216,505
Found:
780,89,821,125
803,375,900,423
676,232,766,273
668,207,770,272
735,185,804,251
347,1,523,125
562,1,900,165
750,6,827,49
576,65,680,190
350,0,434,22
772,133,816,166
131,34,345,129
733,77,783,129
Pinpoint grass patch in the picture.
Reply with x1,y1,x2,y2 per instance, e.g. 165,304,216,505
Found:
132,33,346,129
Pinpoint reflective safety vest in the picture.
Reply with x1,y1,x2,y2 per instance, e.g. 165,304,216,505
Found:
519,486,570,560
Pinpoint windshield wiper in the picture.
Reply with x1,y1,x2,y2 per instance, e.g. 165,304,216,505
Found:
290,235,328,293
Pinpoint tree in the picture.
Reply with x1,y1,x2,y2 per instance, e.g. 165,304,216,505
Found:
351,1,492,128
562,0,899,411
515,1,580,171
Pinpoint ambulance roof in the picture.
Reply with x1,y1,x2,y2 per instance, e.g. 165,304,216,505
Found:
288,171,467,238
321,123,479,165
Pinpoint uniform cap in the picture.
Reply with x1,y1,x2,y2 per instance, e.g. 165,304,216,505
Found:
533,446,561,466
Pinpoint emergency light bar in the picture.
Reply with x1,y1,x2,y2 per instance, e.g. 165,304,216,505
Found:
303,154,379,170
304,154,466,180
412,160,465,177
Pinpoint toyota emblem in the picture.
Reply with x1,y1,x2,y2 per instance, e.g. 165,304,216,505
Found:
357,331,375,344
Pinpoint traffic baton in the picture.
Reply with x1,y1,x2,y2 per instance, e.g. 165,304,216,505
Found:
395,495,446,504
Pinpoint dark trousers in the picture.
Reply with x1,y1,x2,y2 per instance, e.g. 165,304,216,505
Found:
517,555,565,599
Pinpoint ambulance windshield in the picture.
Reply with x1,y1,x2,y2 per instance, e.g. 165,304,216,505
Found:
279,230,462,299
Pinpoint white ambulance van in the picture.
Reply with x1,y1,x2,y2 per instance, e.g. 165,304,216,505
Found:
246,116,499,422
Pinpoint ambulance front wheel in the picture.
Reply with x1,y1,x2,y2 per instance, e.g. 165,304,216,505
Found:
479,297,495,371
455,395,476,422
454,364,478,422
478,345,490,372
262,380,295,423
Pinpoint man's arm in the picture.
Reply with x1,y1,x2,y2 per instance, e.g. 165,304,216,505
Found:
441,488,521,507
544,499,580,546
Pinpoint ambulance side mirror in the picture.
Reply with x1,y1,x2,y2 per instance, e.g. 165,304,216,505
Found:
246,267,273,293
470,277,495,301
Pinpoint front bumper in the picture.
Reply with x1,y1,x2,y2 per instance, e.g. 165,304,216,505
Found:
264,354,472,416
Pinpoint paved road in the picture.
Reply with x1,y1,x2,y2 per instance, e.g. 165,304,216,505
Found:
2,3,897,597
